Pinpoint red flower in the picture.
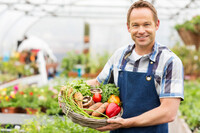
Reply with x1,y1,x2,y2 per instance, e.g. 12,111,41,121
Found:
20,91,24,95
29,92,33,96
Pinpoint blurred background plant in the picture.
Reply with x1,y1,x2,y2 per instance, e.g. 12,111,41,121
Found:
171,43,200,78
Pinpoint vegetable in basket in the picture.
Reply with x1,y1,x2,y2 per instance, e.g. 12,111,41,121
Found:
100,83,120,103
106,103,121,118
74,92,83,108
107,95,120,105
92,102,109,117
60,79,122,119
93,93,102,102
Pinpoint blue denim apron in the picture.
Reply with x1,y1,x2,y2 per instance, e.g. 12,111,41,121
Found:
110,57,168,133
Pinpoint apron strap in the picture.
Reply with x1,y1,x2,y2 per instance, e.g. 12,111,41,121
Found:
121,58,129,71
146,60,154,81
120,45,134,70
120,45,154,81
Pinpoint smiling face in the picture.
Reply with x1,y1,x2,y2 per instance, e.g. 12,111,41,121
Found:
128,8,159,54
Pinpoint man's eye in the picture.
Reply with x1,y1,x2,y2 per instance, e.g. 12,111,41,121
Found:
145,24,150,26
132,25,138,27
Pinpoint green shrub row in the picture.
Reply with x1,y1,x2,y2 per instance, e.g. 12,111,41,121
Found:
180,80,200,132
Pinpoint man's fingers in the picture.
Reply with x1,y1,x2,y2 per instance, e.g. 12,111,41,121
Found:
96,124,120,132
107,117,122,124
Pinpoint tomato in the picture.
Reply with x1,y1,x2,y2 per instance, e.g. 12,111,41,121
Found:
93,93,102,102
107,95,120,104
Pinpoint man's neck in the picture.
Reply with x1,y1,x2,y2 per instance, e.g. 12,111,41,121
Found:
134,42,154,56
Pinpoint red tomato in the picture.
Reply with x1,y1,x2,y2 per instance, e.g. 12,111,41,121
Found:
93,93,102,102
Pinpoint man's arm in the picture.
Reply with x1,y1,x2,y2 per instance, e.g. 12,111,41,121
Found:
86,78,100,86
124,98,180,127
96,98,181,131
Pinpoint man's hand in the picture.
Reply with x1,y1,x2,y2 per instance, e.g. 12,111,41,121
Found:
96,117,126,132
86,78,100,86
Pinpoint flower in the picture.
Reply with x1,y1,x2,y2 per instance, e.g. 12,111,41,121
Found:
24,94,27,98
20,91,24,95
14,85,19,91
1,88,7,96
10,91,16,98
1,91,6,96
5,96,9,101
49,87,58,94
29,92,33,96
2,88,7,91
38,96,46,101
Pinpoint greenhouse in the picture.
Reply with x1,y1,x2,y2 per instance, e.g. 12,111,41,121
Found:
0,0,200,132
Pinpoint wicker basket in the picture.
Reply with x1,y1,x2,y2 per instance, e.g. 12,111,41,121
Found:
60,96,108,129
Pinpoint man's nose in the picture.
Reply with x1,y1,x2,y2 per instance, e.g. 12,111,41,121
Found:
138,26,145,34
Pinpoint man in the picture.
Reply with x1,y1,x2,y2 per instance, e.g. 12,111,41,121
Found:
86,0,184,132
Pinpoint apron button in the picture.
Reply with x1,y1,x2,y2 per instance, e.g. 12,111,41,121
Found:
150,61,153,64
146,76,152,81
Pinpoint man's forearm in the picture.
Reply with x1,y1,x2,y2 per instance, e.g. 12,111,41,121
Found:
123,98,180,128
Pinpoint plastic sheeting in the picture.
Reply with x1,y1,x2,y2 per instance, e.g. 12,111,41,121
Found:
90,22,132,56
1,0,199,59
0,10,39,56
26,18,84,62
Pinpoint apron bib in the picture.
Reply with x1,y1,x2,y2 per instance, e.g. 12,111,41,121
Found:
111,58,168,133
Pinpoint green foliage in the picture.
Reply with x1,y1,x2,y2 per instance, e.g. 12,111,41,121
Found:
174,15,200,33
0,58,36,83
19,115,109,133
100,83,119,103
96,52,111,71
192,15,200,25
179,81,200,132
0,84,62,114
174,24,183,30
61,51,111,76
0,86,22,108
1,115,109,133
61,52,88,75
66,79,92,96
171,43,200,76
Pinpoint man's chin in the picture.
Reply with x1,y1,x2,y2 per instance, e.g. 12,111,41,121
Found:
135,42,148,46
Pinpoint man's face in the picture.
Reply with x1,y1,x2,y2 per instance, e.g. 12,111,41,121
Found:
127,8,159,48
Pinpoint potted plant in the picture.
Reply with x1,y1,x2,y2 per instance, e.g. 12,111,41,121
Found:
0,86,22,113
20,87,40,114
174,15,200,50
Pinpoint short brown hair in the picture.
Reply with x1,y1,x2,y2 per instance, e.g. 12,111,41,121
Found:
127,0,158,26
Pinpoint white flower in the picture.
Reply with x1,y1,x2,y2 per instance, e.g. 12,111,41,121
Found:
194,55,198,60
39,96,46,101
24,94,27,98
1,91,6,96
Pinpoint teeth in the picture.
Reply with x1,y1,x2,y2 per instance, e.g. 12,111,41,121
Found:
137,35,149,38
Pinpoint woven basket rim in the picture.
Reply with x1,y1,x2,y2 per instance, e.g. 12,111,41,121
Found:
59,96,108,128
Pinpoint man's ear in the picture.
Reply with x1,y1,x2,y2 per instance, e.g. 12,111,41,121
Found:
127,23,130,33
156,19,160,30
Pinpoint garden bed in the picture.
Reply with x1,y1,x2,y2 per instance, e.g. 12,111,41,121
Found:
0,114,108,133
179,81,200,132
0,77,198,132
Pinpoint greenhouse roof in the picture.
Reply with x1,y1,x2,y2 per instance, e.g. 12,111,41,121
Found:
0,0,200,21
0,0,200,57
